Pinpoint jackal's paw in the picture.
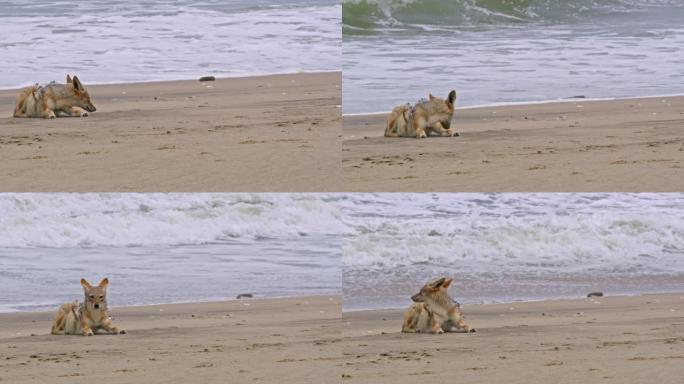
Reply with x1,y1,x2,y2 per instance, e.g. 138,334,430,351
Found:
469,328,476,333
445,129,455,137
118,329,126,335
417,132,427,139
453,132,460,137
84,330,94,336
80,111,89,117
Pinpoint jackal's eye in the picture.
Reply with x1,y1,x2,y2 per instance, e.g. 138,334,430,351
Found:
89,295,95,299
99,296,103,299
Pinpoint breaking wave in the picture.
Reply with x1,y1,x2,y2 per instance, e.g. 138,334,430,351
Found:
343,0,682,33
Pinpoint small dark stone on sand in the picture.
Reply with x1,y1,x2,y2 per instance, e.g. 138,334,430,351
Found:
587,292,603,298
237,293,253,299
199,76,215,82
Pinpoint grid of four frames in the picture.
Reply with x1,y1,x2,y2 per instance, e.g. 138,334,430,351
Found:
1,1,683,383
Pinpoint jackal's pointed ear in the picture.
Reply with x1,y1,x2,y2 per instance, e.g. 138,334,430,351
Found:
98,278,109,288
442,278,454,289
81,278,92,290
429,277,446,288
429,93,435,100
72,76,83,91
66,74,72,84
447,90,456,105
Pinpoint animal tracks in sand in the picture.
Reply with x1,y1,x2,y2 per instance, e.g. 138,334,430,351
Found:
0,135,43,146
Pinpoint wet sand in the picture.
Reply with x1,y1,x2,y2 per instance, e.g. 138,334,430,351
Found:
0,296,340,384
343,96,684,191
340,293,684,383
0,72,341,192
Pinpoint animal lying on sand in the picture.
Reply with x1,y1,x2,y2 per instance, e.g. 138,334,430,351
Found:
13,74,96,118
385,90,458,138
402,277,475,334
51,278,125,336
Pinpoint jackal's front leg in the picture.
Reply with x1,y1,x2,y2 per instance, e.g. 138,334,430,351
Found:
42,108,56,119
100,317,126,335
413,117,428,139
430,317,444,334
430,121,457,137
56,107,89,117
80,318,94,336
452,316,475,333
69,106,90,117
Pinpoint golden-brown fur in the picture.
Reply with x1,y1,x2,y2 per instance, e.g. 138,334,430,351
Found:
51,278,125,336
385,90,458,138
384,104,412,137
13,74,96,119
401,277,475,334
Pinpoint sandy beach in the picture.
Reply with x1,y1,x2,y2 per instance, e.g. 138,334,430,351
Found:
0,296,340,384
0,72,341,192
343,96,684,191
340,293,684,383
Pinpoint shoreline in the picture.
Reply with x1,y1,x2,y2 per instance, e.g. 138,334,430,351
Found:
0,72,341,192
0,291,342,314
342,289,684,313
342,95,684,191
342,93,684,117
340,292,684,383
0,71,342,92
0,295,341,383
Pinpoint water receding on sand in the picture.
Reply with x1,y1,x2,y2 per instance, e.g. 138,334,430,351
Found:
341,193,684,310
0,0,340,88
0,194,342,312
343,0,684,114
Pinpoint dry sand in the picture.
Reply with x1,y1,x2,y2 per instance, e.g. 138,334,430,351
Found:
0,296,340,384
343,96,684,191
340,293,684,384
0,72,341,192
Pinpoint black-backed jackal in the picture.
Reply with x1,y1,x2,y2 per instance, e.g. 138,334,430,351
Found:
51,278,125,336
402,277,474,334
13,74,96,118
385,90,458,138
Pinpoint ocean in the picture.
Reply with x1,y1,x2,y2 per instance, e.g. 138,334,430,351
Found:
341,193,684,310
342,0,684,114
0,194,343,313
2,193,683,313
0,0,340,89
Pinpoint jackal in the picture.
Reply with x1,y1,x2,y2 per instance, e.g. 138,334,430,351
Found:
51,278,125,336
402,277,474,334
385,90,458,138
13,74,96,118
